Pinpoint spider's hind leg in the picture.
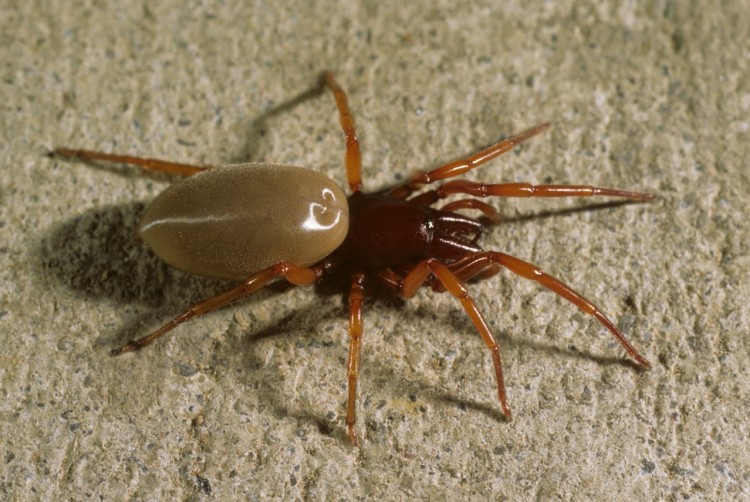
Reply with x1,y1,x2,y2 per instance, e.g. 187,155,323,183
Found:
386,258,512,419
111,262,324,355
322,72,363,193
53,148,212,176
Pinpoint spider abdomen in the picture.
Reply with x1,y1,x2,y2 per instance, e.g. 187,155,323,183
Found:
138,163,349,280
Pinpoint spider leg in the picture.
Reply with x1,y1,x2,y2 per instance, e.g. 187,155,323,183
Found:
398,258,512,419
110,262,324,356
435,180,654,200
389,122,550,198
322,72,363,193
472,251,651,368
345,271,365,445
52,148,212,176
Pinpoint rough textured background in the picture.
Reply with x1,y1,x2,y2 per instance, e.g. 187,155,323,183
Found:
2,1,749,500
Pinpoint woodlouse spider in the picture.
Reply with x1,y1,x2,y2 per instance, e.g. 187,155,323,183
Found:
54,72,653,445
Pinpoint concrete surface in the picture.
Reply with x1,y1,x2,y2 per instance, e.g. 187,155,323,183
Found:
2,0,749,500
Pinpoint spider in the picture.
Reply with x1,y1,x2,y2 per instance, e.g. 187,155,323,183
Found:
54,72,653,445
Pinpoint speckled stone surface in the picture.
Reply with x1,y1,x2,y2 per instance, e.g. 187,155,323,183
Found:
2,1,748,499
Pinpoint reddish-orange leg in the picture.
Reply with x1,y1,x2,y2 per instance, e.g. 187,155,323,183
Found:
397,259,512,419
322,71,363,193
52,148,212,176
461,252,650,367
409,181,653,210
345,271,366,445
433,180,654,201
389,122,551,198
425,250,651,366
111,262,323,355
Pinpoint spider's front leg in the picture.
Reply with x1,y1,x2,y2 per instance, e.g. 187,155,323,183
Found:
389,122,550,198
380,259,513,419
462,252,651,368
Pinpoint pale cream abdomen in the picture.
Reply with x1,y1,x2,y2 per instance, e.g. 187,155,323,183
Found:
138,163,349,280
